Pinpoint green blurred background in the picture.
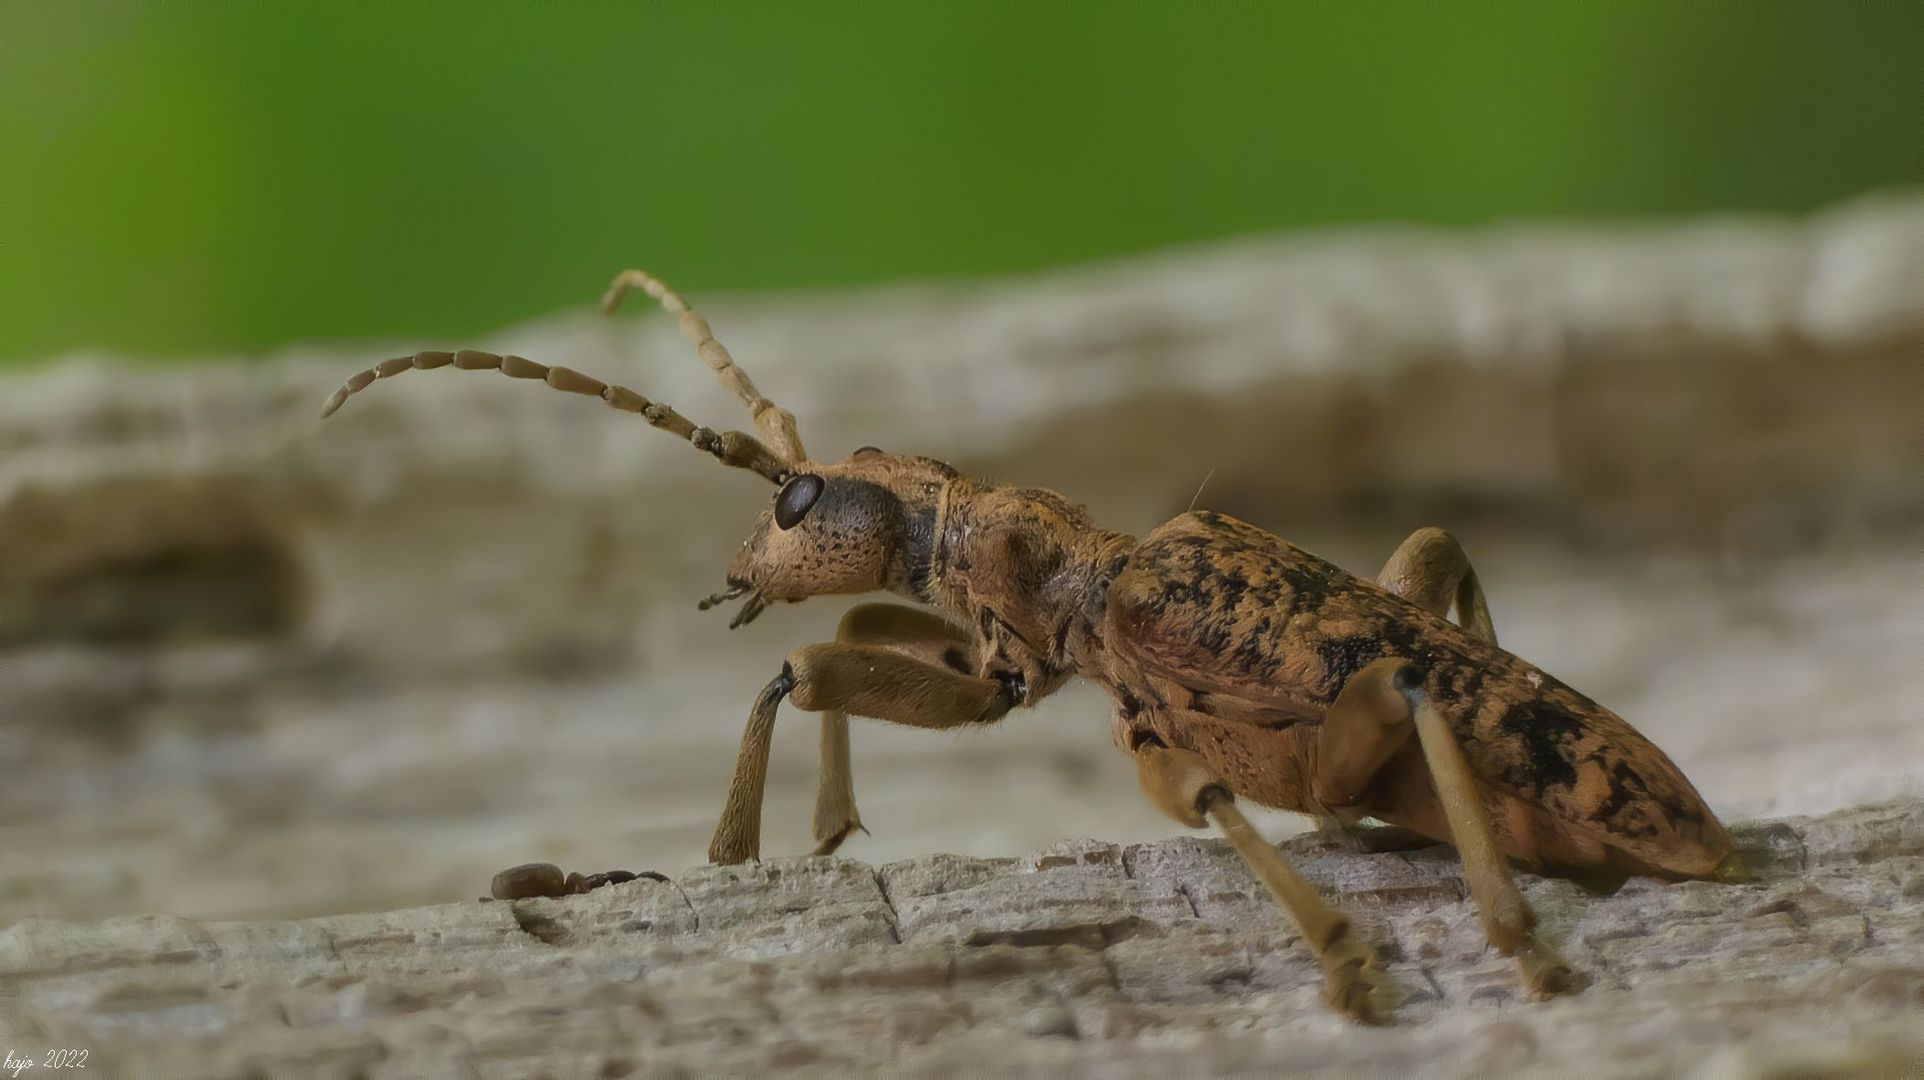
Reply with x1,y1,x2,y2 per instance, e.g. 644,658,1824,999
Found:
3,2,1916,365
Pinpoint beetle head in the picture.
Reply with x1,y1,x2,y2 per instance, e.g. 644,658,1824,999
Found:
704,447,957,626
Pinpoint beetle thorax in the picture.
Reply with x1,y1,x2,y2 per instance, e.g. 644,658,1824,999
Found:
930,482,1134,683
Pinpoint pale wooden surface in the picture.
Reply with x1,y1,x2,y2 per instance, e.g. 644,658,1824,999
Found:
3,801,1920,1077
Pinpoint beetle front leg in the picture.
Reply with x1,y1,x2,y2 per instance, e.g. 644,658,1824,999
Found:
708,643,1017,864
808,605,981,856
1136,741,1388,1024
708,669,798,866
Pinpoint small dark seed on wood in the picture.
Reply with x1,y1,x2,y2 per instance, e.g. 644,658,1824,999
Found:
491,862,568,900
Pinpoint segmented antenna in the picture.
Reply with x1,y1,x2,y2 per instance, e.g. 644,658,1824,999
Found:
602,269,807,465
318,348,790,484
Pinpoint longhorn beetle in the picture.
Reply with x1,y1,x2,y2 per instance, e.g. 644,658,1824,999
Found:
322,270,1741,1024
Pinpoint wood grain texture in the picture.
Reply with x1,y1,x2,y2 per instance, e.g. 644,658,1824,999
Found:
4,802,1918,1077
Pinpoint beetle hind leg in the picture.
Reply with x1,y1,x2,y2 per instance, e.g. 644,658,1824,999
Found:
1315,658,1580,1001
1137,740,1390,1024
1409,689,1580,999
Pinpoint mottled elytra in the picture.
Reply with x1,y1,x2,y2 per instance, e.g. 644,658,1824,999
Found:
322,269,1741,1025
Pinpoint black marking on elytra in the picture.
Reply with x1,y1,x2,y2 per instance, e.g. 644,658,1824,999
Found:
1272,555,1340,612
1315,634,1390,700
1233,617,1275,679
1314,608,1450,700
1155,576,1210,608
1498,699,1584,793
1386,611,1437,658
1192,512,1338,604
1215,567,1251,607
1437,659,1490,709
1593,758,1660,837
1661,789,1707,827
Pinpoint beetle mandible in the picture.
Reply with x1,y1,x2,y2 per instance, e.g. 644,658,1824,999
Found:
321,270,1740,1024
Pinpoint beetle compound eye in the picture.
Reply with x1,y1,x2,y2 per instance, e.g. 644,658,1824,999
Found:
774,474,825,530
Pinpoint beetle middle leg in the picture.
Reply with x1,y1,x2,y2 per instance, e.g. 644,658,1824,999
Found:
1314,658,1578,1000
1135,738,1388,1024
1377,526,1497,644
709,642,1015,864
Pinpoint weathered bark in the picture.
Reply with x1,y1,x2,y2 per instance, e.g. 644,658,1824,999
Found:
3,801,1920,1077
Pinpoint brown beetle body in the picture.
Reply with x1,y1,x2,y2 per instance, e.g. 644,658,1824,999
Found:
323,270,1738,1023
1097,511,1730,879
837,468,1730,880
